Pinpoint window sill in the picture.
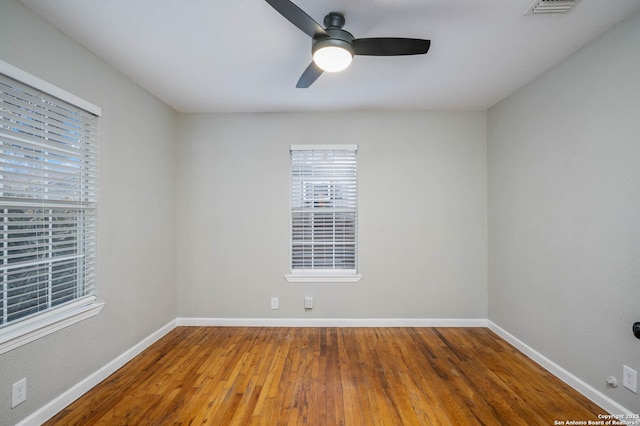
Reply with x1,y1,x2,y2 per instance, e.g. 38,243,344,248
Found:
0,296,104,355
284,274,363,283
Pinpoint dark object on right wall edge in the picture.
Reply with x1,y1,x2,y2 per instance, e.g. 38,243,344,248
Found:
633,322,640,339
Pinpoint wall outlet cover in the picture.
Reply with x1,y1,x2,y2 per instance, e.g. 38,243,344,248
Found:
623,365,637,393
12,378,27,408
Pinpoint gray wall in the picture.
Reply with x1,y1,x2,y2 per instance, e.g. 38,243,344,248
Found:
488,11,640,411
0,1,178,424
2,0,639,421
176,111,488,319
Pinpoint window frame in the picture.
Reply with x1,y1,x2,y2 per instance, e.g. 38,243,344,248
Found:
285,144,362,283
0,60,103,355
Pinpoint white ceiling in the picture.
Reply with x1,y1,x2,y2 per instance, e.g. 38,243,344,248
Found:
17,0,640,113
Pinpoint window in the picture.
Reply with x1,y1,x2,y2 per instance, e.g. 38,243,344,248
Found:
286,145,361,282
0,60,102,354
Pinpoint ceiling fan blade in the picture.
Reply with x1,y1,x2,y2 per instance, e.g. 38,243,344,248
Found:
265,0,328,38
353,38,431,56
296,62,323,88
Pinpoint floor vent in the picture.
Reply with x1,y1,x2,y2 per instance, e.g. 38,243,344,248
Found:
525,0,582,14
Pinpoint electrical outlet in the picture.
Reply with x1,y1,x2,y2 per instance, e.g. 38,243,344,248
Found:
12,378,26,408
270,297,279,310
623,365,637,393
304,296,313,310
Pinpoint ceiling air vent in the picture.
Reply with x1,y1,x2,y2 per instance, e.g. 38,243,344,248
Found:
525,0,582,14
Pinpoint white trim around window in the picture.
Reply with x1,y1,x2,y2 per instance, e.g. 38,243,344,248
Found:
0,296,104,355
287,144,360,283
0,59,101,117
284,272,363,283
0,60,102,353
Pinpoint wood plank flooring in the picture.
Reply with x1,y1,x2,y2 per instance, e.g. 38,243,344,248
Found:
45,327,604,425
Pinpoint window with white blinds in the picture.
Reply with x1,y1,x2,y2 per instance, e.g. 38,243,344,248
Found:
287,145,361,282
0,68,99,336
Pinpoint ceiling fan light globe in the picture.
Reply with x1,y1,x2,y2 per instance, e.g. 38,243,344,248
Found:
313,45,353,72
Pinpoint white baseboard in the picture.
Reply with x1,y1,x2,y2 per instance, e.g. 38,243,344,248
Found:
17,319,177,426
488,321,636,420
176,317,489,327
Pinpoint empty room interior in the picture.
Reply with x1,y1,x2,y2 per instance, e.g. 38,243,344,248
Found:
1,0,640,424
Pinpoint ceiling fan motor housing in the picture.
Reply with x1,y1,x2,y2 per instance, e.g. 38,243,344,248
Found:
313,12,354,59
312,27,355,57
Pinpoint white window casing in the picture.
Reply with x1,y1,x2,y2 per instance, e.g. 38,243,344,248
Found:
0,60,102,354
286,144,362,283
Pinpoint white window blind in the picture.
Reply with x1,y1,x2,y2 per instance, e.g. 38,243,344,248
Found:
0,71,99,330
289,145,358,278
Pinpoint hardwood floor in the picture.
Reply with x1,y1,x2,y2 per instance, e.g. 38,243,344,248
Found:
46,327,603,425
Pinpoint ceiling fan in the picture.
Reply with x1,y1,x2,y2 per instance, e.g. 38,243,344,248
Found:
265,0,431,88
